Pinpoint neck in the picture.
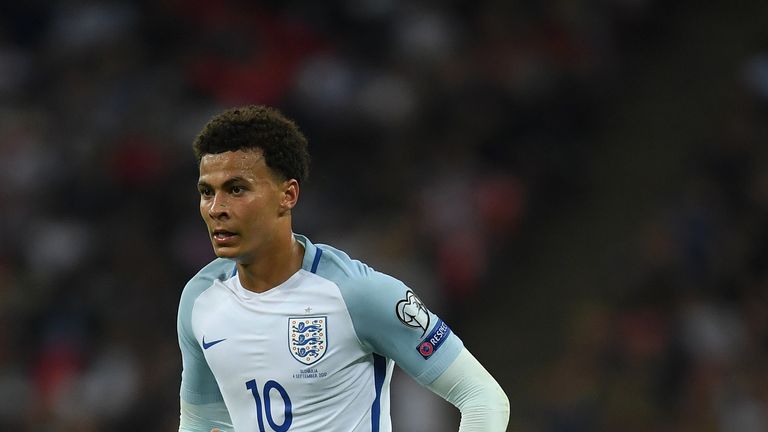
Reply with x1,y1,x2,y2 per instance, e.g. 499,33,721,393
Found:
236,232,304,293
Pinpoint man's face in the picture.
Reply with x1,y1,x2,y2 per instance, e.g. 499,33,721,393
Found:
197,149,289,263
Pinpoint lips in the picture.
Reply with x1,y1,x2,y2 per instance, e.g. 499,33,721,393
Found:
212,229,237,241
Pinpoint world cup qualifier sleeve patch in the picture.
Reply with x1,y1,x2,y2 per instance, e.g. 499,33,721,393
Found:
395,290,430,336
417,319,452,359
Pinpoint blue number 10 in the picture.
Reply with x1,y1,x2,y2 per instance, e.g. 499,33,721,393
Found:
245,379,293,432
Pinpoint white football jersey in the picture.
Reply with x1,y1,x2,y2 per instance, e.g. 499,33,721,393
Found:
178,234,463,432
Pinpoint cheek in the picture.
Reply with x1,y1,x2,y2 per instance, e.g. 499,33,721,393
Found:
244,194,274,215
200,201,211,220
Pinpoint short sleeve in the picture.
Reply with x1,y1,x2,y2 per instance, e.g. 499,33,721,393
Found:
178,260,231,404
338,271,464,385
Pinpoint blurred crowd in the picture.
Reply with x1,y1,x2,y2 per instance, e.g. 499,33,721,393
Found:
531,109,768,430
0,0,766,431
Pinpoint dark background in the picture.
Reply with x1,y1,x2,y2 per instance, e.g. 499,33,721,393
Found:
1,1,767,430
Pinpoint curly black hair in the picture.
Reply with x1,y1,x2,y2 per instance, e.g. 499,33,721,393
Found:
193,105,310,184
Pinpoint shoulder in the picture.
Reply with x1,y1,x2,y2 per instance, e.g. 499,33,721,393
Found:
313,243,372,278
178,258,235,341
313,243,404,291
311,243,410,316
180,258,236,308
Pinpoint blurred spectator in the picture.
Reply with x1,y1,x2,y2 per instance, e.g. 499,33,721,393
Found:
2,0,767,430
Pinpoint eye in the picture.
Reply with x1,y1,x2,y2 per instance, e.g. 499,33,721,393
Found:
199,187,213,197
231,185,245,195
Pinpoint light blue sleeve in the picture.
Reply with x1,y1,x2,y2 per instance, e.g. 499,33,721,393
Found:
326,258,464,385
180,400,233,432
178,259,234,406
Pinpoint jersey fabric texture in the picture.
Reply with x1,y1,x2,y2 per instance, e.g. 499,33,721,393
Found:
178,234,464,432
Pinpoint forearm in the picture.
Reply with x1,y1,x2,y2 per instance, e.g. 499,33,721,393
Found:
179,399,233,432
426,348,510,431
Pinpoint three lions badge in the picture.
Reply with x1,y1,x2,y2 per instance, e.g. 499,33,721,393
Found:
289,316,327,365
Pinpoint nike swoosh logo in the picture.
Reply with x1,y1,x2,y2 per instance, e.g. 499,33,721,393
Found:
202,336,227,350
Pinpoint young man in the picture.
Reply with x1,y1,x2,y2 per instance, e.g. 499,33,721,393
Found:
177,105,509,431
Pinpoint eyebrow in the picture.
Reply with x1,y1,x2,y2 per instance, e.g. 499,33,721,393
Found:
197,176,248,188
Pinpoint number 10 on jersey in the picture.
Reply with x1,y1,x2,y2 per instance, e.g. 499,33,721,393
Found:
246,379,293,431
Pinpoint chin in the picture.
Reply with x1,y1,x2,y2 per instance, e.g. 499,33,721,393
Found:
212,246,239,259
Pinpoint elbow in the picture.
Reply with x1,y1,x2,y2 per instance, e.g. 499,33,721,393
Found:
489,381,510,419
458,381,510,431
463,379,510,418
498,386,510,419
487,383,510,429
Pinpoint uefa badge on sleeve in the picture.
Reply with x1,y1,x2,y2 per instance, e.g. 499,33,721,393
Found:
289,316,328,365
416,319,451,359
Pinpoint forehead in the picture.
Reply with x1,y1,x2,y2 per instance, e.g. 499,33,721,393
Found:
199,149,268,180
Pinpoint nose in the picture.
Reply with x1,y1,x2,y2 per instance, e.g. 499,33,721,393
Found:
207,193,229,219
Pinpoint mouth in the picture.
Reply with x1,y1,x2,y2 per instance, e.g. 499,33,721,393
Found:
212,229,238,242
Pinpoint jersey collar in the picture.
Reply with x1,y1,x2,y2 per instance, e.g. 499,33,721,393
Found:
294,233,320,273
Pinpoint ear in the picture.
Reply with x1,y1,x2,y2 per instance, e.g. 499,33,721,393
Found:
279,179,300,215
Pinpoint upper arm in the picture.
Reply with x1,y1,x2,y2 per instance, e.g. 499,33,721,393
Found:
339,271,464,385
178,268,228,405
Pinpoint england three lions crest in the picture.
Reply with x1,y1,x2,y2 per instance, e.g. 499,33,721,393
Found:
289,316,327,365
